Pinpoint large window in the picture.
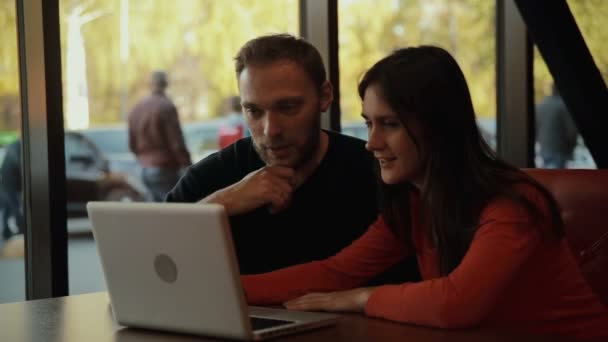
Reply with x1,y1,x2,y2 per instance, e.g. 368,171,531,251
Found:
58,0,299,295
532,0,606,169
0,0,25,303
568,0,608,85
338,0,496,148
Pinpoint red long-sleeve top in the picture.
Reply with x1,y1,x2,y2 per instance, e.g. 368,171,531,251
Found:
242,186,608,341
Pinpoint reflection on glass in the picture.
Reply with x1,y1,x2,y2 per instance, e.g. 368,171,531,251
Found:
533,48,597,169
0,0,25,303
338,0,496,149
59,0,298,294
535,83,580,169
534,0,608,169
530,0,605,169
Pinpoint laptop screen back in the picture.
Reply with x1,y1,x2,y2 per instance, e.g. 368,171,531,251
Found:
87,202,255,340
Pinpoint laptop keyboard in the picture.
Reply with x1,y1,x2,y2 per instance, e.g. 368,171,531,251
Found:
250,316,295,330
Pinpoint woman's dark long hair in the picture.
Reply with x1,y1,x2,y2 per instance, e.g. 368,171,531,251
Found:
358,46,564,275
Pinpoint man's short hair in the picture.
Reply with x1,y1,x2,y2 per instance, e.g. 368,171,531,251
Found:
234,34,326,91
151,71,168,89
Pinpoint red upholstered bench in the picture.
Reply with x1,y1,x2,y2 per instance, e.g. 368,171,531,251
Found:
526,169,608,305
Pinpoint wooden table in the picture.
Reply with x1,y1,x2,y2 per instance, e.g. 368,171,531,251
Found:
0,292,562,342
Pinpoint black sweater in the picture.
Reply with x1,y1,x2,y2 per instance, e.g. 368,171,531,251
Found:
167,130,417,283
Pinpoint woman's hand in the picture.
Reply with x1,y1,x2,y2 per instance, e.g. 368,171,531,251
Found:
284,287,377,313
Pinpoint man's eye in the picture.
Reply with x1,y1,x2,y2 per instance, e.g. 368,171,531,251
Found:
382,120,399,127
279,103,298,112
245,108,261,116
364,121,372,128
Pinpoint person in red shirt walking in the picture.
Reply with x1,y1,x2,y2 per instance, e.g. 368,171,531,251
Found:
242,46,608,341
218,95,248,149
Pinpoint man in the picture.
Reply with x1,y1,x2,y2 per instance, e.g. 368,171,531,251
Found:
129,71,192,201
167,34,415,283
536,84,579,169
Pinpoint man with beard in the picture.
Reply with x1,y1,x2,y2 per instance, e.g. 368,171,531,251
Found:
166,34,416,283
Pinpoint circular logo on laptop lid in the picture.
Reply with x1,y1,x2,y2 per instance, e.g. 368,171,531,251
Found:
154,254,178,283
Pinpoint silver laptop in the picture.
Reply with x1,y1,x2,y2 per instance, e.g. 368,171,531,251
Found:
87,201,339,340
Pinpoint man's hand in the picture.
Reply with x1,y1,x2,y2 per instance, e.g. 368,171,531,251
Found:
199,166,295,215
283,287,376,313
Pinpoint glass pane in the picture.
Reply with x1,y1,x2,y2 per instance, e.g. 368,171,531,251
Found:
532,0,605,169
59,0,298,295
338,0,496,149
0,0,25,303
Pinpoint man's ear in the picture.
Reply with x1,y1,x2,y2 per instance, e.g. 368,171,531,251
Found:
319,81,334,112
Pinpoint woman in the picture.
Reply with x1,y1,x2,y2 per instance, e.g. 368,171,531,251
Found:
241,46,608,340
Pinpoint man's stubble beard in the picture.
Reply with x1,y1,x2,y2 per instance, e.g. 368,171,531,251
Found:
253,110,322,170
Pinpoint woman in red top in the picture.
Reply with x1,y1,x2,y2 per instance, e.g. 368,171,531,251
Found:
241,46,608,341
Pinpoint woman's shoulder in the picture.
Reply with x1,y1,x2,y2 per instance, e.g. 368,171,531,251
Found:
479,182,552,225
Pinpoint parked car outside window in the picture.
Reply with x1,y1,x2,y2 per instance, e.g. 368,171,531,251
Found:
0,132,146,240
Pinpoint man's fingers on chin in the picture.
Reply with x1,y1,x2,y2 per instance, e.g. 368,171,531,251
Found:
266,165,294,175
